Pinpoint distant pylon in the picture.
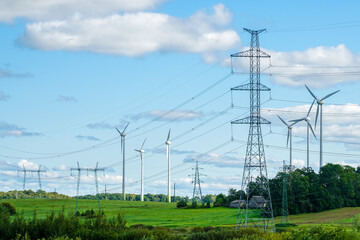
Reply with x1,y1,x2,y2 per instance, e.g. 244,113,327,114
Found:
281,160,289,224
18,165,46,198
71,162,105,213
190,161,205,203
231,28,275,232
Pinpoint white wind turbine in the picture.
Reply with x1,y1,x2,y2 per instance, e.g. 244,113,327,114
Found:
165,129,171,203
305,85,340,169
116,122,129,201
290,101,317,168
135,138,146,202
277,115,298,168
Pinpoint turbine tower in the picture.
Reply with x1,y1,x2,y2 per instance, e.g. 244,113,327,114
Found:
277,115,298,168
231,28,274,232
165,129,171,203
135,139,146,202
116,122,129,201
305,85,340,169
290,101,317,168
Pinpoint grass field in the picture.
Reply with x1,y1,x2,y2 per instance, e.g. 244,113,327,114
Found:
1,198,359,228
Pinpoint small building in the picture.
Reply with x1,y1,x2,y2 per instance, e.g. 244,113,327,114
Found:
249,196,266,208
229,200,245,208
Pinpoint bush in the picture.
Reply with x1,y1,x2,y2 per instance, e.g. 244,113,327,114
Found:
176,200,187,208
0,202,16,215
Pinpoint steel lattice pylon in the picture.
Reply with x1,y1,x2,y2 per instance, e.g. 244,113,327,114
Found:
191,161,204,203
231,28,275,232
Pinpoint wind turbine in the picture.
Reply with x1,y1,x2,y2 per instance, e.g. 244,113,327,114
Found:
116,122,129,201
165,129,171,203
277,115,298,168
135,138,146,202
290,101,317,168
305,85,340,169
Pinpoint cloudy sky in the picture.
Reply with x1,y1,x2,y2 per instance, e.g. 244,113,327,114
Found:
1,0,360,197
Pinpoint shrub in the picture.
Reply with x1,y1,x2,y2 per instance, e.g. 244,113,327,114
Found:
176,200,187,208
0,202,16,215
191,226,204,233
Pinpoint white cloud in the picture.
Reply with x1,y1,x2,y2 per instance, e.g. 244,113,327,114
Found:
266,45,360,88
18,159,39,170
0,0,168,22
231,44,360,88
57,95,77,102
0,121,42,137
18,4,240,58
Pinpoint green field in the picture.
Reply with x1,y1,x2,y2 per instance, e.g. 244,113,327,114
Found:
1,198,360,228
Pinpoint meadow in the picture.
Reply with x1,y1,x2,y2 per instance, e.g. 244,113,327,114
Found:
2,198,360,228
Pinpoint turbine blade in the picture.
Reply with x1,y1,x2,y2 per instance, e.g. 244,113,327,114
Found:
167,129,171,141
308,122,317,139
141,138,146,150
286,130,290,148
307,99,315,117
315,104,319,130
289,118,305,123
277,115,289,127
321,90,340,101
305,84,318,100
115,127,121,134
122,122,130,134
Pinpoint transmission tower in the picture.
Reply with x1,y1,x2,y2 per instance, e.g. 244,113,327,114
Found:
189,161,205,203
231,28,275,232
71,162,105,214
18,165,46,198
281,160,289,224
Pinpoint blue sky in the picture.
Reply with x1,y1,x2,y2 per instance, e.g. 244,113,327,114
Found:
1,0,360,197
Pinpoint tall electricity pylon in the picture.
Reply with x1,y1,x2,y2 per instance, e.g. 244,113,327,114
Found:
190,161,205,203
18,165,46,198
231,28,275,232
71,162,105,213
281,160,289,224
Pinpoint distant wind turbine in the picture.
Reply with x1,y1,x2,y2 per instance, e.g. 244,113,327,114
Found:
290,101,317,168
116,122,129,201
305,85,340,169
277,115,299,168
135,138,146,202
165,129,171,203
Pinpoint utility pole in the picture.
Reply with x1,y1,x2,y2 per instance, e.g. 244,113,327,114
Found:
173,182,176,202
71,162,105,214
190,161,205,203
231,28,275,232
18,165,46,198
281,161,289,224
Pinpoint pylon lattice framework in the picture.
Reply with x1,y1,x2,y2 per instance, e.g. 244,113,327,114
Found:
71,162,105,213
231,28,275,232
18,165,46,198
190,161,205,203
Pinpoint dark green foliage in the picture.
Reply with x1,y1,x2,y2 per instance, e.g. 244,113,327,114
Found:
192,201,198,208
270,163,360,216
213,193,227,207
176,200,187,208
0,202,16,215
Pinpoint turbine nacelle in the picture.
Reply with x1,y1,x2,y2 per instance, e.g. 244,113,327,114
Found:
135,149,144,153
165,141,171,145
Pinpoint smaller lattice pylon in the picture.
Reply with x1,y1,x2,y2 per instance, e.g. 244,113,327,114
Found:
17,165,46,198
189,161,206,203
71,162,105,214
